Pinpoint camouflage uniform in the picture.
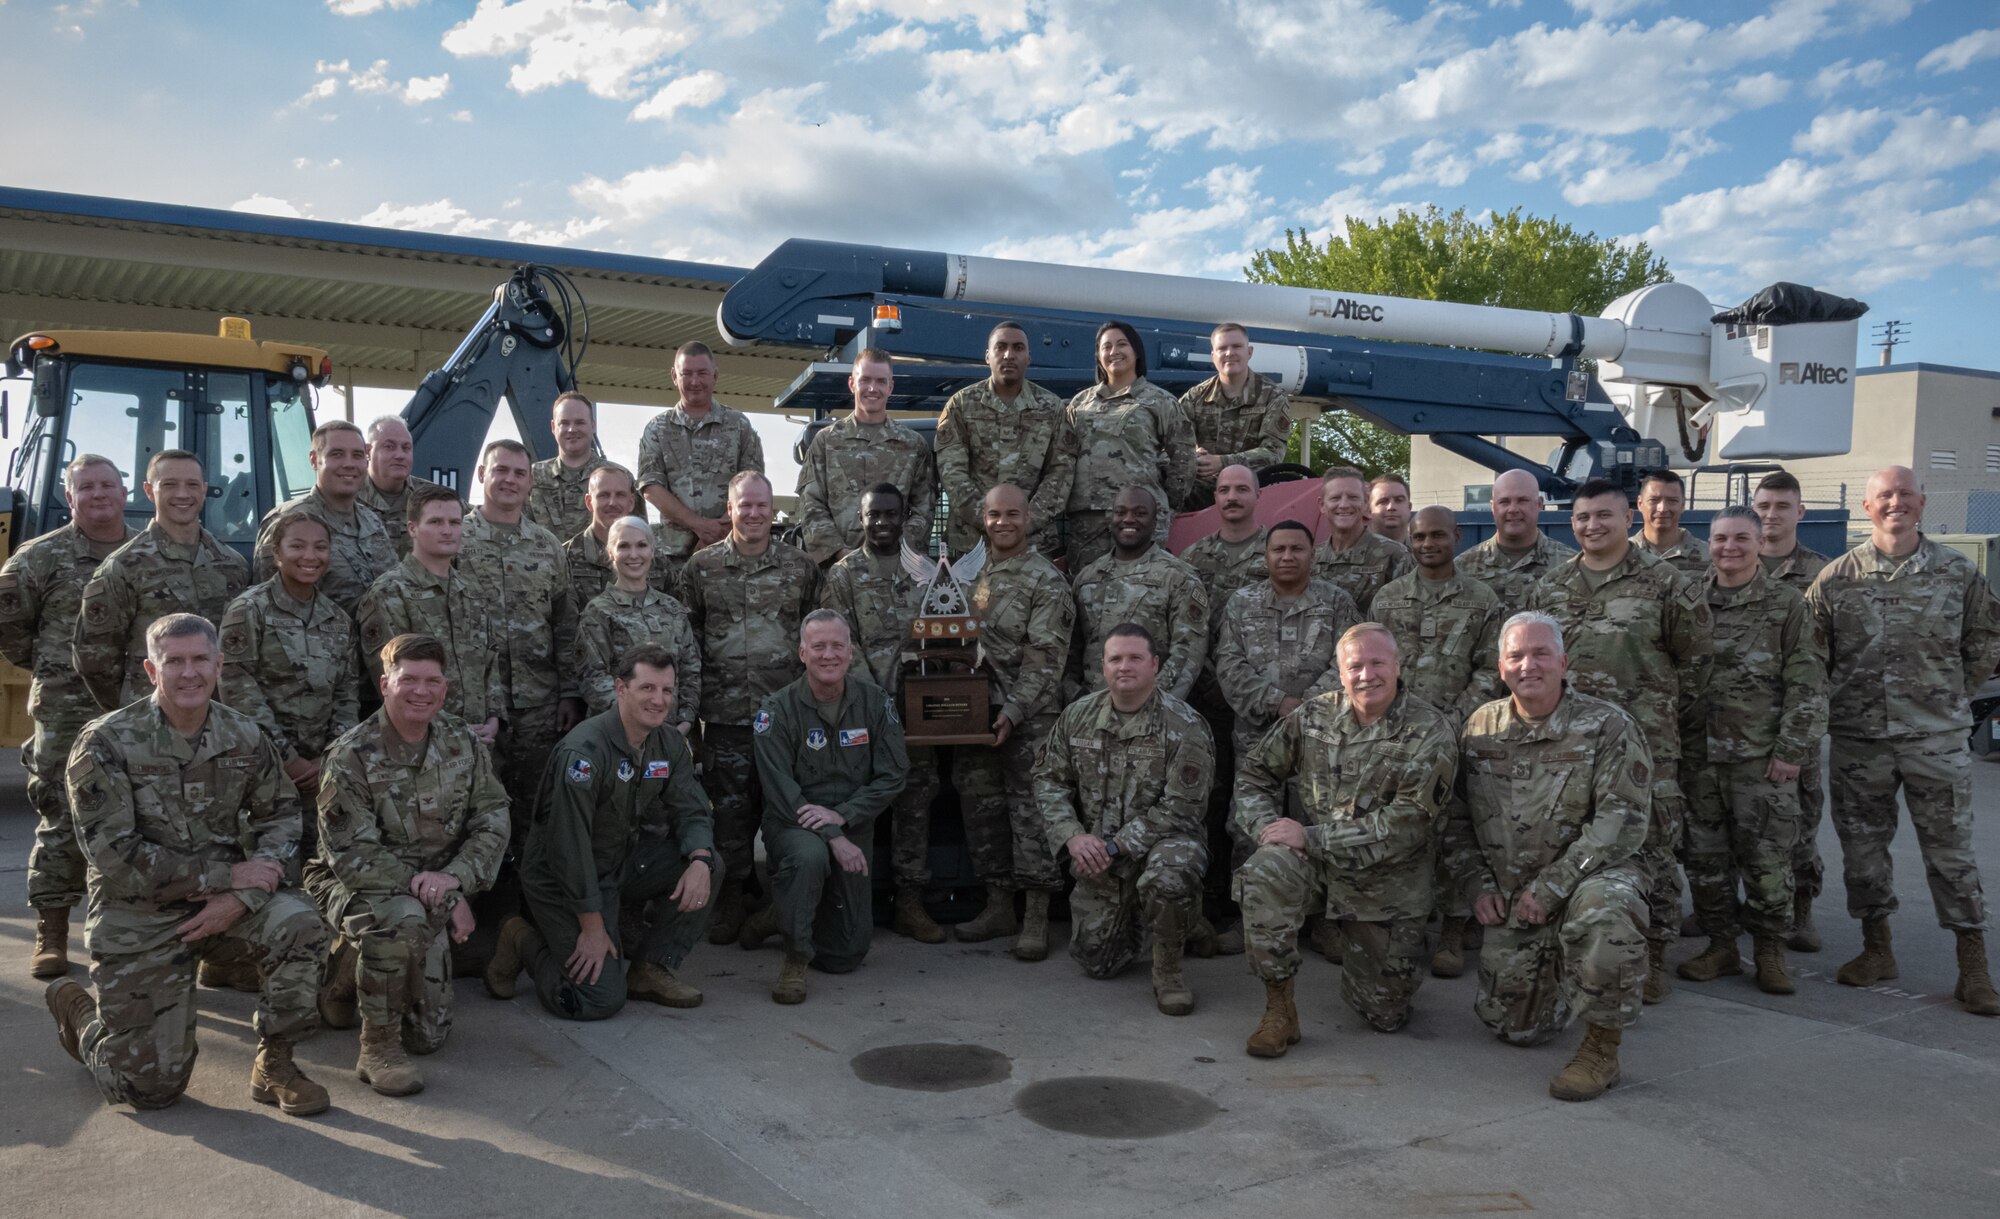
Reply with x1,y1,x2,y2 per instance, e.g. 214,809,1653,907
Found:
1179,528,1270,602
794,416,936,565
253,488,398,616
1179,527,1272,881
1370,572,1505,723
1456,532,1577,619
1312,531,1414,616
1211,579,1357,755
1530,547,1711,951
752,675,908,971
74,521,249,711
527,454,611,544
1764,544,1832,900
821,549,938,888
563,525,680,610
959,551,1075,891
0,523,131,910
576,587,700,732
1036,688,1212,979
64,699,325,1108
1685,570,1826,939
519,710,714,1020
682,537,820,883
307,710,509,1045
1447,690,1652,1044
1634,528,1711,580
1234,689,1458,1030
457,511,580,831
1063,379,1195,571
1072,545,1210,701
1178,373,1293,508
357,476,442,559
356,556,507,727
219,580,361,786
1806,537,2000,931
635,403,766,561
934,377,1075,554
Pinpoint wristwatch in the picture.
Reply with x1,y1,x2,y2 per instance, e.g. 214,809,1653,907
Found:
687,850,715,869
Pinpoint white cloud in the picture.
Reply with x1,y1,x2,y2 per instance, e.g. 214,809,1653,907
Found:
441,0,699,99
326,0,422,14
1810,57,1891,96
853,23,929,56
355,199,498,235
1568,0,1655,17
1727,72,1790,108
401,73,451,103
1792,107,1887,157
1382,139,1472,192
298,57,450,106
1917,27,2000,74
231,195,308,219
1559,135,1713,206
630,69,726,121
823,0,1030,43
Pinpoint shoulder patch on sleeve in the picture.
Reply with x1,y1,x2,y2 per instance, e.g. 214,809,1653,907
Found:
566,757,593,783
753,710,773,734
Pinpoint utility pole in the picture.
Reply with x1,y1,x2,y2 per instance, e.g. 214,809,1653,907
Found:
1872,319,1909,366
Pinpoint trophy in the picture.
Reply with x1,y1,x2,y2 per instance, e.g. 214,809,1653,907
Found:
898,540,998,745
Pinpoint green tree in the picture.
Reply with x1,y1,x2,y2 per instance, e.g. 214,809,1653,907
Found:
1251,205,1672,477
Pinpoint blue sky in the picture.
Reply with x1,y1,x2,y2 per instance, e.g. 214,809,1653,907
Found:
5,0,1997,375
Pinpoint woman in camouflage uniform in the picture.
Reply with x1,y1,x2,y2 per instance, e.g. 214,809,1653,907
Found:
1062,320,1196,571
577,516,701,735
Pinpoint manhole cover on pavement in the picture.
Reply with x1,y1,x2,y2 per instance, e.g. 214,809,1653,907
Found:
1013,1076,1218,1138
850,1043,1013,1092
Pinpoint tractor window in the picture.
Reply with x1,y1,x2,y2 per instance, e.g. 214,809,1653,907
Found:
266,378,316,506
200,372,258,544
62,361,185,523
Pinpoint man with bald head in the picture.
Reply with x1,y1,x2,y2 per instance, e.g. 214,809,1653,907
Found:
1458,469,1576,617
1312,467,1412,614
1179,465,1269,598
1806,466,2000,1014
1071,485,1211,702
359,417,440,558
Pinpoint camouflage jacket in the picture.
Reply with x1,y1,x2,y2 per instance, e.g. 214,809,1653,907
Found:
1697,569,1826,766
1035,688,1212,856
1072,545,1210,700
67,698,301,954
1447,689,1652,915
563,524,681,609
1370,571,1504,722
1212,579,1357,741
356,555,506,726
934,377,1076,553
1528,545,1711,764
219,580,361,764
969,550,1074,726
528,454,612,543
635,403,766,560
682,536,820,726
1806,536,2000,740
356,475,442,558
820,548,923,692
1456,532,1577,618
0,523,131,733
458,511,580,710
1761,544,1829,595
752,675,908,842
1633,528,1710,580
1178,373,1292,477
1311,530,1413,615
308,709,509,923
74,521,249,711
795,415,937,564
1179,527,1270,608
524,710,712,916
1064,378,1195,513
253,488,398,615
1233,688,1457,921
577,586,700,728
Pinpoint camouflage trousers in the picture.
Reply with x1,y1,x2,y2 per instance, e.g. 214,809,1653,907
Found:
1793,743,1827,900
522,837,715,1021
23,724,89,909
1685,756,1799,939
1063,503,1172,574
500,702,563,845
1069,833,1207,980
1828,731,1985,931
329,892,455,1049
1637,771,1683,948
701,723,766,885
764,821,875,973
1474,868,1647,1046
888,746,942,888
75,892,327,1109
1236,844,1426,1031
955,714,1060,890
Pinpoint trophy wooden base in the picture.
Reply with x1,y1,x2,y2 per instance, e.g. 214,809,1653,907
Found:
902,672,998,746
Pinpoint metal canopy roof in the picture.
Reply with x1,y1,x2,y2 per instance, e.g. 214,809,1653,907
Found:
0,186,818,411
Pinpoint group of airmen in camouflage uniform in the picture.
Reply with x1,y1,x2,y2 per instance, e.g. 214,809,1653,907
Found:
6,318,1999,1118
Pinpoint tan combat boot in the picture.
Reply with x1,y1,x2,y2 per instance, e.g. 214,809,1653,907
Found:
484,915,535,1000
738,904,779,950
707,878,748,945
628,961,704,1008
1548,1024,1622,1101
1753,935,1796,995
1643,939,1671,1003
1954,929,1999,1016
354,1020,423,1097
1213,923,1246,956
1431,916,1469,979
1677,936,1743,982
46,977,94,1063
1310,916,1343,965
772,953,809,1004
892,887,946,944
953,886,1017,942
30,907,70,979
1837,916,1897,987
199,954,262,993
1788,890,1822,952
1152,937,1194,1016
318,938,359,1029
1245,977,1301,1058
1013,891,1050,962
252,1038,332,1115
